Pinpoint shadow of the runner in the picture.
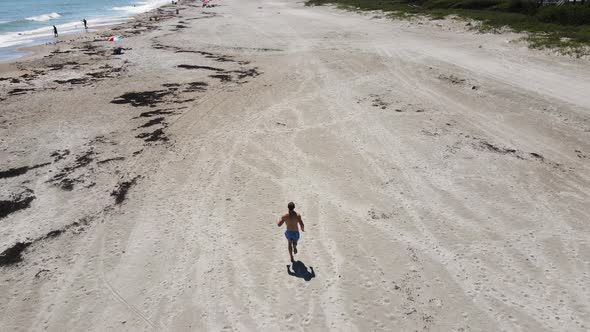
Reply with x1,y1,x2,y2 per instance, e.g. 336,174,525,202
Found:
287,260,315,281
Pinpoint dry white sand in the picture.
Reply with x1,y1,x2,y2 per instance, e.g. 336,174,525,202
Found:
1,0,589,331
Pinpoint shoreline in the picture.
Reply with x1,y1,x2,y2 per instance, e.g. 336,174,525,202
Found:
0,4,177,77
0,0,172,64
0,24,113,70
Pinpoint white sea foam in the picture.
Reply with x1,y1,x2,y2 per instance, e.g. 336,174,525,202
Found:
25,12,61,22
113,0,170,14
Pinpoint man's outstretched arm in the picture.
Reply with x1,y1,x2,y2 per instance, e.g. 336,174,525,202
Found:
277,216,285,227
298,215,305,232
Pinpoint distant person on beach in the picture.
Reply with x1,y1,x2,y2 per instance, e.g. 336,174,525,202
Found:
83,19,88,30
277,202,305,262
53,25,58,37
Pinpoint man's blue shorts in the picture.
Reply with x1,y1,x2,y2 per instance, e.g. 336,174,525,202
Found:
285,230,300,242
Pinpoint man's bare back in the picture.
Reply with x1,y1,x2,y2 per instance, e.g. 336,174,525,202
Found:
277,202,304,262
279,213,303,232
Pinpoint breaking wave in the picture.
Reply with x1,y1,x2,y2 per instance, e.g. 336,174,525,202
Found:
25,12,61,22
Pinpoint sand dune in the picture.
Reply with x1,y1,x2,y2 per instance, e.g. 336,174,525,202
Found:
1,0,589,331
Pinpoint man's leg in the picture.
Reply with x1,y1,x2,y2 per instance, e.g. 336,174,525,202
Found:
288,240,294,261
293,241,298,254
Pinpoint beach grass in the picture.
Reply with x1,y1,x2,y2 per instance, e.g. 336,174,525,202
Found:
305,0,590,56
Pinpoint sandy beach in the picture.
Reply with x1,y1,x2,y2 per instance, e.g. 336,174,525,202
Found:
1,0,589,331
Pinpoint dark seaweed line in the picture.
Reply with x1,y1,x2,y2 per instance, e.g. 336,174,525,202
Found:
0,189,35,220
2,174,143,267
177,64,224,71
111,176,141,205
0,215,93,267
0,162,50,179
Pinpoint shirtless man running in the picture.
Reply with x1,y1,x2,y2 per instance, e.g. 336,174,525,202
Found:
277,202,305,262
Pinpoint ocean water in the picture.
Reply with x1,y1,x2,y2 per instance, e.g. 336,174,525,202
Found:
0,0,170,60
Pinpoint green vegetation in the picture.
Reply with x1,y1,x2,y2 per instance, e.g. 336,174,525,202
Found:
305,0,590,56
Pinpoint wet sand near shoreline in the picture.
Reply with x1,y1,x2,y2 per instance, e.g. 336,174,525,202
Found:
1,0,589,331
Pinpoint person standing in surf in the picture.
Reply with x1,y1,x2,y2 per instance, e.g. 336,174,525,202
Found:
53,25,58,37
277,202,305,262
82,18,88,30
